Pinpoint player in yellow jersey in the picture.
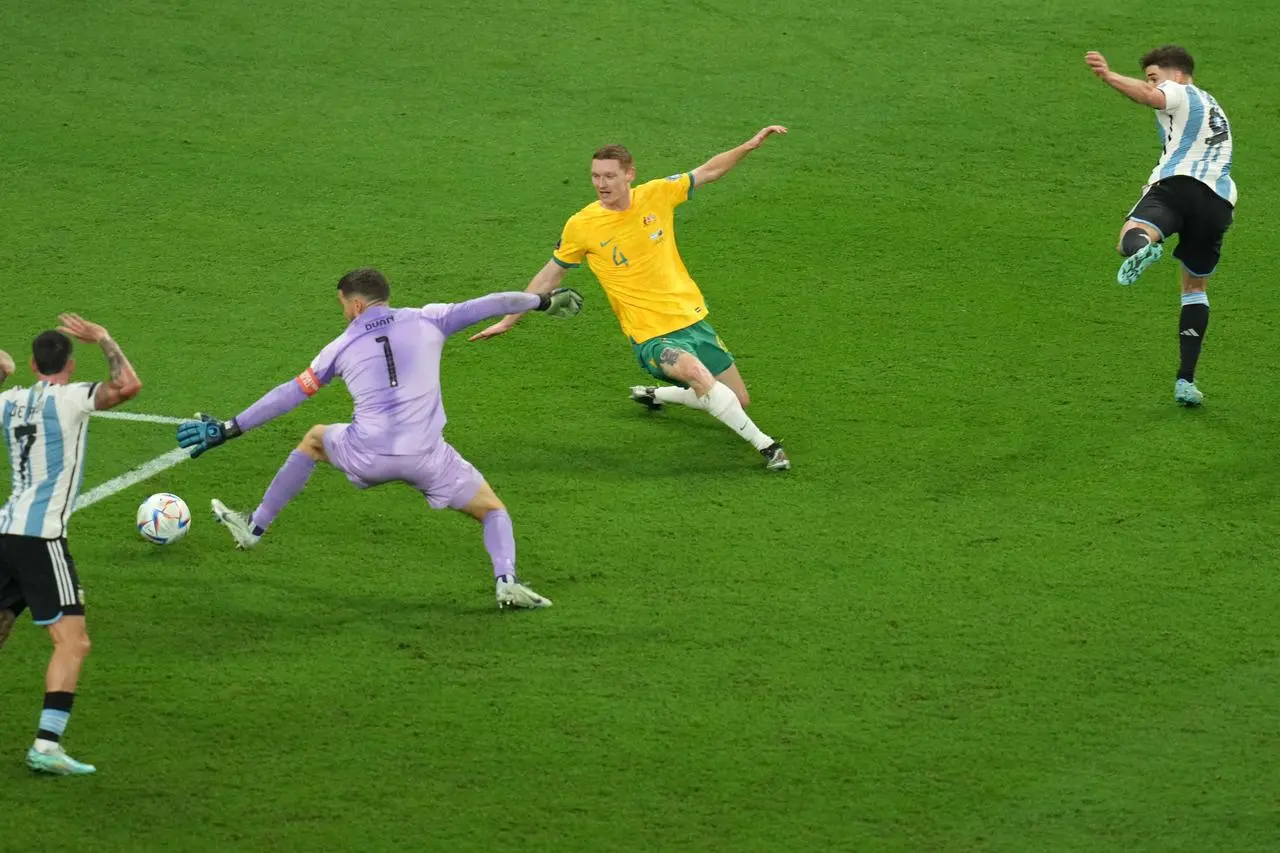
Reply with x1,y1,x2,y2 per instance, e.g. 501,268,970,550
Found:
471,126,791,470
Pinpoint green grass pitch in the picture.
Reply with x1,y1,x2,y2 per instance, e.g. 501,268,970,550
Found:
2,0,1279,850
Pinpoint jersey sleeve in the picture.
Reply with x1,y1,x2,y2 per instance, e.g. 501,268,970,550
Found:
646,173,696,209
419,304,450,326
422,294,542,337
552,217,588,269
298,338,342,397
71,382,99,414
1156,81,1188,115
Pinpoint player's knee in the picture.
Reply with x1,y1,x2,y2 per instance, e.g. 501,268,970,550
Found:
735,389,751,408
461,483,504,520
675,354,716,394
691,370,717,397
1120,228,1153,257
295,442,323,460
53,628,91,660
297,425,327,459
480,490,505,514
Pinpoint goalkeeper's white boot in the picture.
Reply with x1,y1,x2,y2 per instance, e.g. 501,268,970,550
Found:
630,386,662,410
761,441,792,471
496,577,552,610
211,499,261,550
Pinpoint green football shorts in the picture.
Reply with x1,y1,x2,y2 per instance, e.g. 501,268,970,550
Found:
632,320,735,384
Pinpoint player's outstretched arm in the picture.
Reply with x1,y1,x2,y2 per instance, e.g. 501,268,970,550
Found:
435,287,582,337
1084,51,1166,108
177,375,317,459
690,125,788,187
56,314,142,411
0,350,14,386
469,259,572,342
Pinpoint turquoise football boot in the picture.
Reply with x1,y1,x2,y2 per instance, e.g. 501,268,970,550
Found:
1117,241,1164,285
27,745,97,776
1174,378,1204,407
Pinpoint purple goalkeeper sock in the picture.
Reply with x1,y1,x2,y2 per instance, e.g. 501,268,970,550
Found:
250,451,316,534
482,509,517,581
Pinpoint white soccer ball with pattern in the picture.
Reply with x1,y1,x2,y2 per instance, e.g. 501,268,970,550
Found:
136,493,191,545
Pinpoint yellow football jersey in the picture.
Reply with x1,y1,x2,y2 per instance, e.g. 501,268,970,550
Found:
552,173,708,343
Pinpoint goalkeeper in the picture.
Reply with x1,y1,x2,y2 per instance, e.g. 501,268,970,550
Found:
176,268,581,610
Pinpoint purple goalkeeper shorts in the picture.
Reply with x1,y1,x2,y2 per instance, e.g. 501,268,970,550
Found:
322,424,484,510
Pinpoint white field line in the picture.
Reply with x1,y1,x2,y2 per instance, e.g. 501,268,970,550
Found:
73,412,192,513
74,448,190,513
91,410,187,426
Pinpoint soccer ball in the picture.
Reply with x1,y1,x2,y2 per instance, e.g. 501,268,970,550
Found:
136,493,191,545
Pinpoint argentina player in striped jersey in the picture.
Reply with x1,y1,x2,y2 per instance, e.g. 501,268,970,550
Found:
0,316,142,775
1085,46,1235,407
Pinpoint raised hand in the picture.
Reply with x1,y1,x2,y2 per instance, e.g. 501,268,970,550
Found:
747,125,788,149
0,350,14,379
1084,51,1111,79
57,313,110,344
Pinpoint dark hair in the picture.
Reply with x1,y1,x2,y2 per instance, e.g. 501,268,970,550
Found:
592,144,634,169
1140,45,1194,76
337,268,391,302
32,331,72,375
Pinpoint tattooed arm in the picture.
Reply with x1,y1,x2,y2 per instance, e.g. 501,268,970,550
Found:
93,335,143,410
56,313,142,411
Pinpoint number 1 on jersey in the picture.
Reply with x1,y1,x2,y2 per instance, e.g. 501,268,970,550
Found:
375,336,399,388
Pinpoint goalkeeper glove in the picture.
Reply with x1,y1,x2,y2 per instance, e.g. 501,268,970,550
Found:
177,413,242,459
536,287,584,318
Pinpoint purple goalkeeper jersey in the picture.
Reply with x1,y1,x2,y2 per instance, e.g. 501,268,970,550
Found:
311,305,451,454
233,293,540,453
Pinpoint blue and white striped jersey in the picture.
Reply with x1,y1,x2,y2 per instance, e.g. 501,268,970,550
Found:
0,381,97,540
1149,80,1236,205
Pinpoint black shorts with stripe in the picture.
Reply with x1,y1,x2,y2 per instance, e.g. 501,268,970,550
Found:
0,535,84,624
1126,176,1235,277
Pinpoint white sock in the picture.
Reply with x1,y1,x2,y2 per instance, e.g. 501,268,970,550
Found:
701,383,773,451
653,386,705,409
33,738,60,754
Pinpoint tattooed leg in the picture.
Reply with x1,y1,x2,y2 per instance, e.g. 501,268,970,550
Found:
656,349,776,452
